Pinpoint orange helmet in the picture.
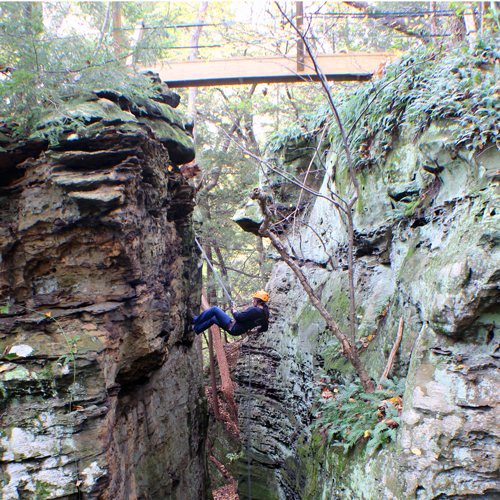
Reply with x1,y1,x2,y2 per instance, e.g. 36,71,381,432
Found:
253,290,269,302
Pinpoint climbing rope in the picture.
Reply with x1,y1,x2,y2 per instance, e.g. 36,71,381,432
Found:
247,345,252,500
194,237,235,306
195,236,252,497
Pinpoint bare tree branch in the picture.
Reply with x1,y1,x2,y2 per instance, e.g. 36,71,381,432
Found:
204,119,347,213
250,188,374,391
278,2,365,378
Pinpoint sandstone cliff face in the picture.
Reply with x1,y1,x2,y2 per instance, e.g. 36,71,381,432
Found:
0,93,206,499
234,120,500,499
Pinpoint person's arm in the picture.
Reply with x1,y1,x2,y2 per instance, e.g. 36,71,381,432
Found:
257,322,268,333
233,307,260,323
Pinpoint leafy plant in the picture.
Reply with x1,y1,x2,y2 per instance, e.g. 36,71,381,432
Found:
0,2,169,140
225,452,242,463
313,378,405,457
266,38,500,173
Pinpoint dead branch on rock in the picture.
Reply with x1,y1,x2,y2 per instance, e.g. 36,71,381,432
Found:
377,317,404,389
250,188,375,392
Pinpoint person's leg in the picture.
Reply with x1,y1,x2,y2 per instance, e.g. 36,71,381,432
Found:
194,306,232,334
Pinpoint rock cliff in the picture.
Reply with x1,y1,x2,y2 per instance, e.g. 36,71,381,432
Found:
234,49,500,499
0,91,207,499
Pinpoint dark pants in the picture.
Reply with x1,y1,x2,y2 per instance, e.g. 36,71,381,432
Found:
193,306,232,334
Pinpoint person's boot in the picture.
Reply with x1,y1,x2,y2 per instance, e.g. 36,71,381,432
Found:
187,308,196,325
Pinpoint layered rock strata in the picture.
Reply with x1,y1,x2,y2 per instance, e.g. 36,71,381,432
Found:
0,93,206,499
235,121,500,499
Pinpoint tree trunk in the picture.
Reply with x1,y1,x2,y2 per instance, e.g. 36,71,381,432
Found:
207,319,221,420
256,236,266,287
242,84,260,158
187,2,208,144
204,244,217,306
195,334,204,371
429,2,439,46
213,244,230,325
266,227,375,392
201,293,239,424
112,2,123,55
213,244,230,343
463,5,478,46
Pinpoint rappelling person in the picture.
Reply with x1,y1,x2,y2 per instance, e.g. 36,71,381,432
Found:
192,290,269,336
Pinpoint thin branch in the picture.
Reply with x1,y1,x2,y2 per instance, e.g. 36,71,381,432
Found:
292,124,329,239
250,188,375,392
206,119,348,214
92,1,111,61
277,1,362,367
223,266,262,280
377,317,404,389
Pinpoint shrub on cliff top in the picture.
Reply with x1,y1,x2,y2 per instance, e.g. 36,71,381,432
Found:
266,37,500,170
0,3,166,139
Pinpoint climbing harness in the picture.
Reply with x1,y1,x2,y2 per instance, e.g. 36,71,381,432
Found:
195,236,253,498
194,237,235,307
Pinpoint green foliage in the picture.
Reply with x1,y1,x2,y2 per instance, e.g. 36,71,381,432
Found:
404,198,421,217
267,38,500,171
0,2,178,138
313,378,405,457
225,452,242,463
342,39,500,166
194,143,269,301
266,103,332,153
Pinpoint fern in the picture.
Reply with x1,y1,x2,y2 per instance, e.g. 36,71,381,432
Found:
313,378,404,457
265,38,500,175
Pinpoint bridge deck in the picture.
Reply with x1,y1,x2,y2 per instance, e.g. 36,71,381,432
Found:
145,53,394,88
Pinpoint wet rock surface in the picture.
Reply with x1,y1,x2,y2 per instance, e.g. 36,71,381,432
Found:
234,120,500,499
0,95,206,499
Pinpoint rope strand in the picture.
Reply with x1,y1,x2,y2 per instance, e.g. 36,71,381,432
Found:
247,345,252,500
195,237,235,306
